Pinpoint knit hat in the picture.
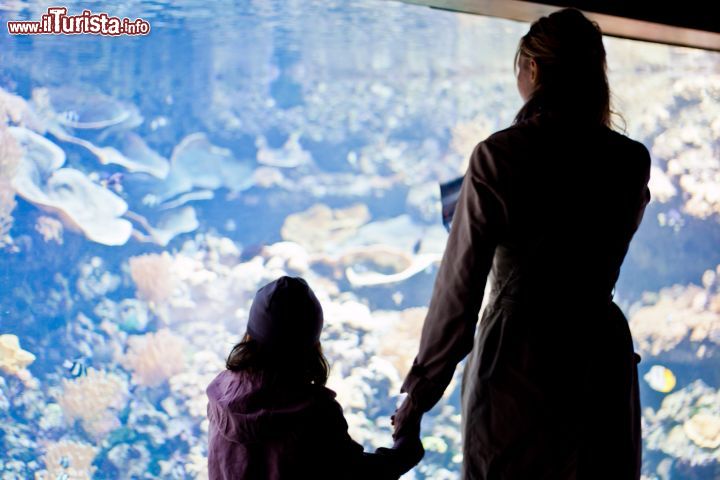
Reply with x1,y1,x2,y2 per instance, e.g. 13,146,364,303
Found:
247,276,324,349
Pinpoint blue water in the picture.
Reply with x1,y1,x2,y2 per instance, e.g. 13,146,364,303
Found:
1,1,719,478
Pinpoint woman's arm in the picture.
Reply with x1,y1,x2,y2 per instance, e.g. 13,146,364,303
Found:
398,139,510,421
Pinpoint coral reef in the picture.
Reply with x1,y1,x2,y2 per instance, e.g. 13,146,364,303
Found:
123,329,187,387
281,203,371,253
645,380,720,466
36,439,97,480
0,4,718,479
0,94,22,247
35,215,64,244
56,368,128,439
129,252,176,304
630,265,720,362
0,334,36,378
10,126,133,246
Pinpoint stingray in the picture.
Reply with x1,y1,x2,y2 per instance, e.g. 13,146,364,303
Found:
10,127,133,246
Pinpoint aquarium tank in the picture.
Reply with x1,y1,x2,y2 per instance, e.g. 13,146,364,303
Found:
0,1,719,478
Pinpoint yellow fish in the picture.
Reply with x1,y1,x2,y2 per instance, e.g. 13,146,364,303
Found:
643,365,676,393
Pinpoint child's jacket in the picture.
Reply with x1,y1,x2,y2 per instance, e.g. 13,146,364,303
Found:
207,369,393,480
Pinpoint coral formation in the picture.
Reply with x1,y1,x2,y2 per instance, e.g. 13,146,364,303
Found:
129,252,176,303
0,333,36,378
0,92,22,247
10,126,133,245
123,329,187,387
56,368,128,439
35,215,64,244
36,439,97,480
645,380,720,466
630,266,720,361
281,203,371,253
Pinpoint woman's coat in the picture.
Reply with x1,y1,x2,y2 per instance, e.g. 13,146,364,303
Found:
401,113,651,479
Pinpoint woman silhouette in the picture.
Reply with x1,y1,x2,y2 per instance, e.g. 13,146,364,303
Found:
392,8,651,480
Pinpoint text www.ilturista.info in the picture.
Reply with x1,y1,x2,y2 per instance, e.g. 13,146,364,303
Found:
7,7,150,36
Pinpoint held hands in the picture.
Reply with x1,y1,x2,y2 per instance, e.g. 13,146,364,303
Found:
375,434,425,477
391,394,423,440
371,395,425,477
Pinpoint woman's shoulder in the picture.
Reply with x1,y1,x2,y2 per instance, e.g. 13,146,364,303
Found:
606,128,651,157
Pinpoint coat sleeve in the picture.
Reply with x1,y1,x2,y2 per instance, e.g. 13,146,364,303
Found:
401,139,510,412
320,397,404,479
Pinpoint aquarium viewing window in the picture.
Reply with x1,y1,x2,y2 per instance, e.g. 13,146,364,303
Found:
0,1,719,479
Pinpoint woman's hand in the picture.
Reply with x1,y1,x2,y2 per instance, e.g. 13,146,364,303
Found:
391,395,423,440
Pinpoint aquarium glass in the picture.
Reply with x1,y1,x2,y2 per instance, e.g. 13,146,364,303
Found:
0,1,719,478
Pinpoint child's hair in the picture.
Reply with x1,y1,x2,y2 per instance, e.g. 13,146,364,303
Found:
226,332,330,386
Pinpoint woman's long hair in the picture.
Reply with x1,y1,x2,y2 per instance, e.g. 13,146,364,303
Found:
226,333,330,386
513,8,623,130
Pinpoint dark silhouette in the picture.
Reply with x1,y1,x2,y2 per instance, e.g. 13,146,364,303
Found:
393,8,651,480
207,276,423,480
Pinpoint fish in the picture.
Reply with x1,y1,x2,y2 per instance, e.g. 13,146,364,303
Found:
99,172,124,193
62,358,87,378
643,365,676,393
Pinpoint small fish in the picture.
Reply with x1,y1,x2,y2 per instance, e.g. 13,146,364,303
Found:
63,358,87,378
99,172,124,193
644,365,676,393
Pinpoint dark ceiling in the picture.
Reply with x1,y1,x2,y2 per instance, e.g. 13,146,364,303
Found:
394,0,720,51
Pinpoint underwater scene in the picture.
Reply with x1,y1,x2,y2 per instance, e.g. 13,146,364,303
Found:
0,0,719,478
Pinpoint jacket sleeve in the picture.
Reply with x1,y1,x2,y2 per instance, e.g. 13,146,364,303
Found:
401,139,510,412
320,397,403,479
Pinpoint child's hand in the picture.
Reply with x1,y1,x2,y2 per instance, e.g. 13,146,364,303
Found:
391,395,423,440
375,434,425,475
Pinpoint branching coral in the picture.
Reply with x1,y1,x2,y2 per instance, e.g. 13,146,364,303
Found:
35,215,64,244
56,368,128,439
36,439,97,480
129,252,176,303
630,265,720,361
645,380,720,466
647,75,720,218
123,329,187,387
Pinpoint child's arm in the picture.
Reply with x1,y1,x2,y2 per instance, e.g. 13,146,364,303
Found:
319,395,423,479
361,435,425,479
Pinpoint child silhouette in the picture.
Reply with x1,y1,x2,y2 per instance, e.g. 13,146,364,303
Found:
207,276,423,479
